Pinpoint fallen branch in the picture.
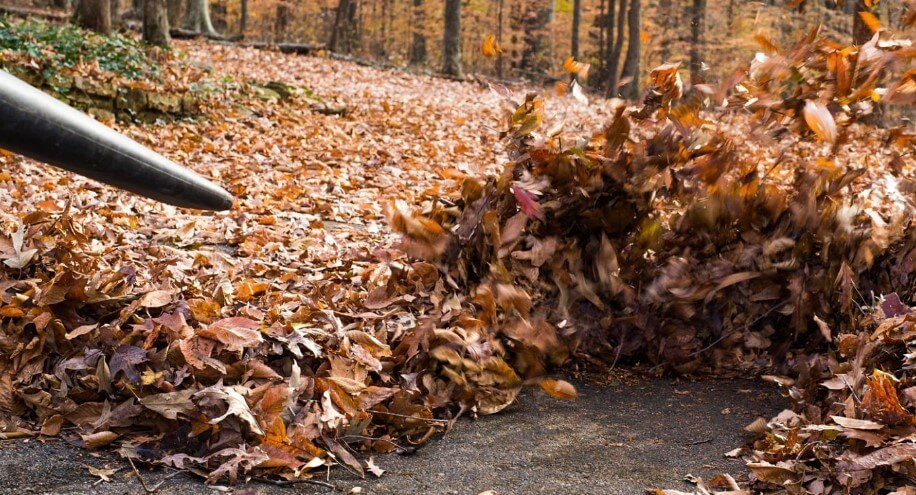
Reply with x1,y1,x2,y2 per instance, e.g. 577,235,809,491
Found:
242,42,324,55
0,5,70,21
127,457,181,494
169,28,242,42
252,477,338,490
0,430,37,440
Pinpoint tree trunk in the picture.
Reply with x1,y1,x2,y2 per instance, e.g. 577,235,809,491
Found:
183,0,217,36
142,0,170,47
110,0,119,27
689,0,706,85
496,0,504,78
275,2,290,42
519,0,553,75
658,0,672,60
619,0,640,99
852,0,876,44
166,0,182,26
596,0,606,80
606,0,627,97
52,0,71,9
410,0,427,64
442,0,462,77
330,0,359,53
239,0,247,36
571,0,582,59
210,0,226,32
75,0,112,34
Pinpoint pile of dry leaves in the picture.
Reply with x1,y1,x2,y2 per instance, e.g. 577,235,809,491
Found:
390,28,915,494
0,17,913,494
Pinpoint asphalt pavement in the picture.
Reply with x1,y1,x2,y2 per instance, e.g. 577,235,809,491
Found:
0,377,783,495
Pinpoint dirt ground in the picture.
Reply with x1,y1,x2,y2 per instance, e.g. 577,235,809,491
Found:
0,377,782,495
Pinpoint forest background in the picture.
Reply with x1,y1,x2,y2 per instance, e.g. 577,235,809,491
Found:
2,0,907,98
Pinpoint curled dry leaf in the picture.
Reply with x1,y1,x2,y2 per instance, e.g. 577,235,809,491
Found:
539,379,577,400
802,100,837,143
81,431,119,449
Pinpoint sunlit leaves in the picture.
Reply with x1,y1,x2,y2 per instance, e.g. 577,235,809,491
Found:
858,11,881,34
1,221,36,269
140,390,196,420
539,379,577,400
480,35,502,58
803,100,837,143
561,57,590,79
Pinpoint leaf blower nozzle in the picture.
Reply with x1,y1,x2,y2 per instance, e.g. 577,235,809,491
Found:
0,70,234,211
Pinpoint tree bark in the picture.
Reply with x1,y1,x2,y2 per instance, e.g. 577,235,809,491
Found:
619,0,641,99
166,0,182,28
330,0,359,53
852,0,876,44
183,0,217,36
410,0,427,64
75,0,111,34
689,0,706,85
239,0,247,36
519,0,553,75
606,0,627,97
442,0,462,77
571,0,582,59
142,0,170,47
275,2,290,42
658,0,672,60
496,0,504,78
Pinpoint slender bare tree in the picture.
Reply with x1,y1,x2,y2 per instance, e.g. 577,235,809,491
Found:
239,0,248,37
410,0,427,64
852,0,877,44
571,0,582,59
606,0,627,96
442,0,462,77
619,0,641,99
689,0,706,84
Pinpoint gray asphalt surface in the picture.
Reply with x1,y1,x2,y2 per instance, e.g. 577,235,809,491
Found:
0,377,782,495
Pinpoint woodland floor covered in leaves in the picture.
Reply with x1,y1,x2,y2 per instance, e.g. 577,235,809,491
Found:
1,24,915,495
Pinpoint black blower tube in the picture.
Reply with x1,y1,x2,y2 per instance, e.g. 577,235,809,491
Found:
0,70,233,211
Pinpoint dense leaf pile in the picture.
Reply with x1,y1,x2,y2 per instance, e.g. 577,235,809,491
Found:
390,29,915,494
0,22,913,494
0,38,516,483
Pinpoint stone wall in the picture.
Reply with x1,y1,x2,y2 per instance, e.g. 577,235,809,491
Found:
3,66,205,123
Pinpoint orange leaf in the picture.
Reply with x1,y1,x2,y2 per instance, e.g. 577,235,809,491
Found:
139,290,172,308
539,378,578,400
802,101,837,143
0,306,24,318
481,35,502,58
562,56,590,78
858,11,881,34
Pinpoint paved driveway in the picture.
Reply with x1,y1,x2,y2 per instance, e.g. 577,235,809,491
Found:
0,377,782,495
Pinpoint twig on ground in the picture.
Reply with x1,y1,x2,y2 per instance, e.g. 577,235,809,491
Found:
127,457,181,493
369,410,448,423
0,430,37,439
689,299,791,358
252,477,338,489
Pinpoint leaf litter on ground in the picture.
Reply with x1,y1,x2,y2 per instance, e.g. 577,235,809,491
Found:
0,21,914,494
